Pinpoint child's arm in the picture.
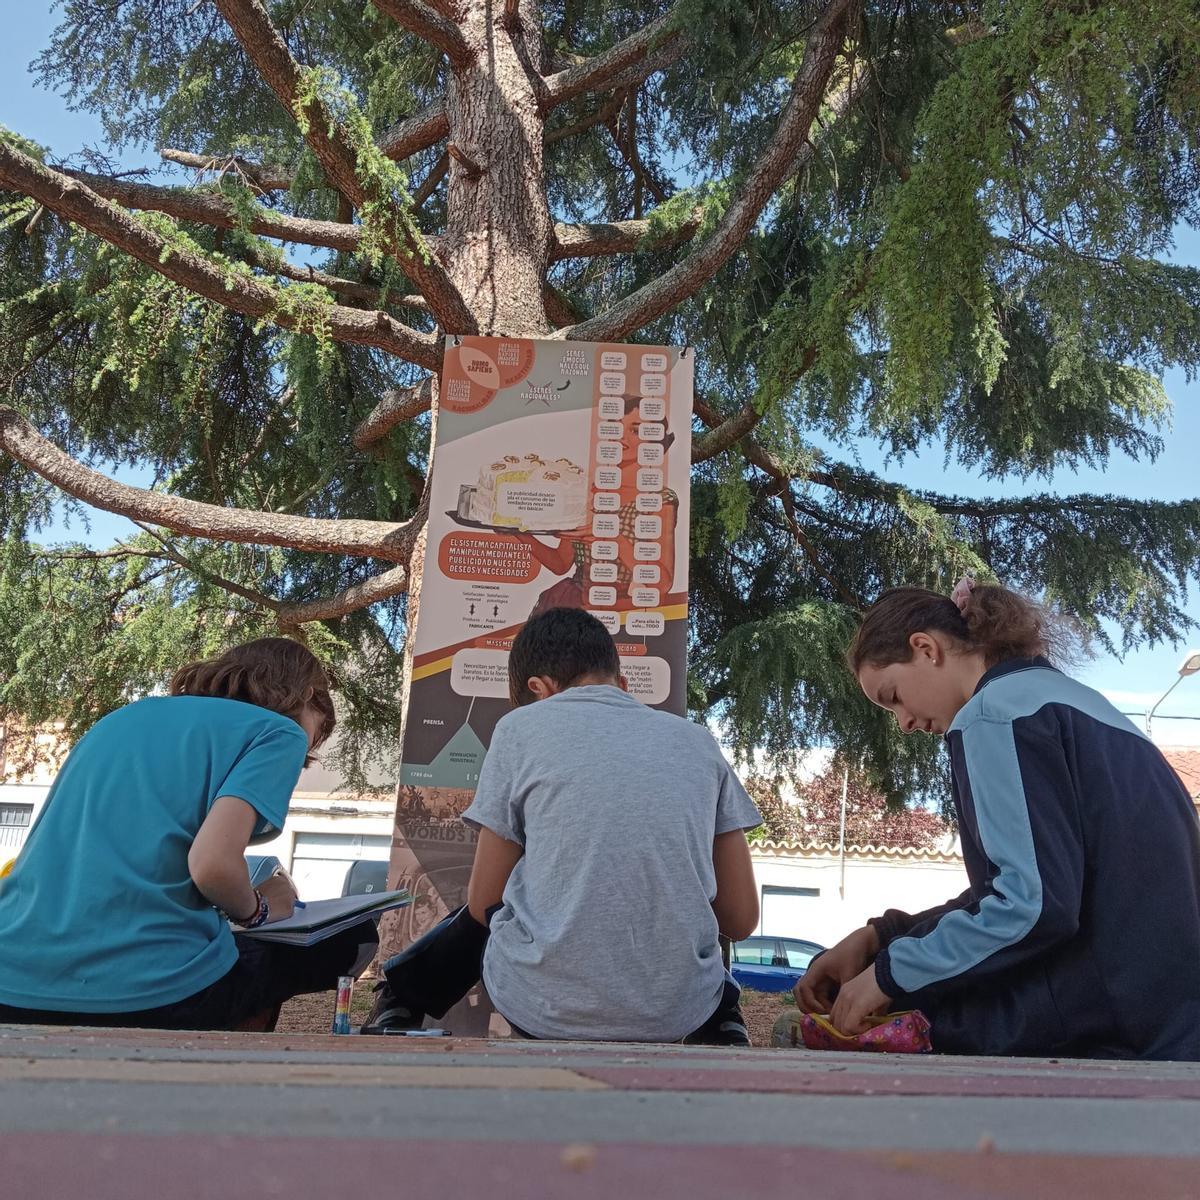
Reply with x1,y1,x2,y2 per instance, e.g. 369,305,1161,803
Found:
466,827,524,927
711,829,759,942
874,715,1085,1005
189,796,297,923
513,531,582,575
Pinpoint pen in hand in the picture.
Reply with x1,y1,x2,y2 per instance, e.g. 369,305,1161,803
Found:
271,865,306,910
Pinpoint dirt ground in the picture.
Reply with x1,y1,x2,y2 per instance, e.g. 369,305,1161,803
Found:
277,985,797,1046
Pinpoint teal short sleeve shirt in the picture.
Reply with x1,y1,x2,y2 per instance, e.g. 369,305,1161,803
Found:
0,696,309,1013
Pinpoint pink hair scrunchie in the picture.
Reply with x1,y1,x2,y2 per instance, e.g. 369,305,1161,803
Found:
950,575,976,615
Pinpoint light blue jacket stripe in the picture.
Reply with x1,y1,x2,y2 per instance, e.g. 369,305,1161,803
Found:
949,663,1148,742
887,716,1044,993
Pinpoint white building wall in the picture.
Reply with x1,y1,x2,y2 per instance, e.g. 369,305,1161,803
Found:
0,784,51,859
3,771,972,937
249,796,396,900
750,845,968,947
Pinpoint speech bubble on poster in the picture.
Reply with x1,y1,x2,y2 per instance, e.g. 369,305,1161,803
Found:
619,656,671,704
626,612,665,636
590,610,621,634
450,649,512,698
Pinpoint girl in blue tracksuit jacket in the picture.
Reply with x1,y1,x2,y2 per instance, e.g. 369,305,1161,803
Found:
799,579,1200,1059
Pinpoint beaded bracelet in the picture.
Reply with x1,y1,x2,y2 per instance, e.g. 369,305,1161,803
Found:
226,888,269,929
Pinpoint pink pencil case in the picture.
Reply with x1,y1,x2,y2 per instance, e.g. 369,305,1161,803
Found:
799,1010,932,1053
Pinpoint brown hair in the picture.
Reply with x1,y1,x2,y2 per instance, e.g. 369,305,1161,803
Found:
170,637,335,752
847,584,1067,675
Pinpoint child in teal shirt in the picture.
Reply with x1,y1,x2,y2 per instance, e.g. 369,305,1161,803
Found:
0,638,377,1030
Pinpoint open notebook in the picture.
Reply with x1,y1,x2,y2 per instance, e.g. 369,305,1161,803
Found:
233,890,411,947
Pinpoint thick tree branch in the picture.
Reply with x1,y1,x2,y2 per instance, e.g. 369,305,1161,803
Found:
352,377,435,450
213,0,476,333
560,0,858,344
551,210,701,260
540,11,679,110
159,148,294,192
0,145,440,367
691,351,818,464
371,0,472,66
595,37,687,97
412,151,449,208
279,564,410,624
378,104,450,162
66,167,365,253
543,282,583,328
0,406,419,561
691,401,763,464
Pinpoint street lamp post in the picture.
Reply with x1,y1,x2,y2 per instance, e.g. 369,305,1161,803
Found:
1146,651,1200,740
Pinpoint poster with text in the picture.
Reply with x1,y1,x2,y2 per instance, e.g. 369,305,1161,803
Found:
384,336,692,1018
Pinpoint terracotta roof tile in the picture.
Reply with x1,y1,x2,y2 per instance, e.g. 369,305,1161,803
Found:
1160,748,1200,801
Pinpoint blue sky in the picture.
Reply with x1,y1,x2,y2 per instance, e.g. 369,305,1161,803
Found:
5,7,1200,739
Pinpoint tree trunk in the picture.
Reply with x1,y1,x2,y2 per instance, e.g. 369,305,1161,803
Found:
444,0,554,337
382,0,556,1032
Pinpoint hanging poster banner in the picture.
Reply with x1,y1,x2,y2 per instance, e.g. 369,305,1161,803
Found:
382,336,692,1027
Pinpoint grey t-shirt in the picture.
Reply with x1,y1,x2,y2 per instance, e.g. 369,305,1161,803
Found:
461,685,761,1041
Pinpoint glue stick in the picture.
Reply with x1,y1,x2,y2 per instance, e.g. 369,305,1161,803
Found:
332,975,353,1034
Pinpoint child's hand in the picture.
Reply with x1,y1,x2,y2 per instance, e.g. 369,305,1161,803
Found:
829,965,890,1035
794,924,879,1012
258,872,298,924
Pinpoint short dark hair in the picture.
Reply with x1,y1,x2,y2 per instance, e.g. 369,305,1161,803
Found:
508,608,621,705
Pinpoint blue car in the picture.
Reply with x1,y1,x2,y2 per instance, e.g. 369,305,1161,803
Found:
731,935,824,993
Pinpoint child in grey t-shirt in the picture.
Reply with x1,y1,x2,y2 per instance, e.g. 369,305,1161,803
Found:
365,607,762,1042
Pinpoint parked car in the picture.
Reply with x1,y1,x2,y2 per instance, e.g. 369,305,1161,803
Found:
731,935,824,993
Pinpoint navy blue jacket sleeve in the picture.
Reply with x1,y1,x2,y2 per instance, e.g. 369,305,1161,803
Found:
869,887,978,947
874,714,1085,1000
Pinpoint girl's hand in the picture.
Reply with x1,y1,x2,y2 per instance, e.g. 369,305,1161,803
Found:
794,924,879,1012
829,965,891,1035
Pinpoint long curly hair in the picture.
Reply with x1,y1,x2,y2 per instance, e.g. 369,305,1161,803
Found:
848,584,1079,674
